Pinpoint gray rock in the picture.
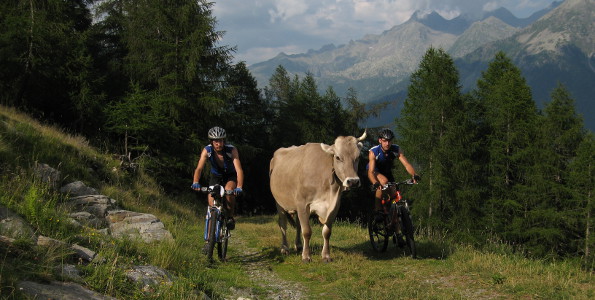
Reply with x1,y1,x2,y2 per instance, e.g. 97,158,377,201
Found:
68,211,106,228
60,181,99,197
55,264,83,282
71,244,101,263
106,210,173,243
0,205,36,243
17,281,116,300
37,235,67,248
34,162,62,190
125,265,174,292
0,235,15,244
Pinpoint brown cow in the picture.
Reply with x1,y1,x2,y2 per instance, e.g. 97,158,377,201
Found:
269,132,366,262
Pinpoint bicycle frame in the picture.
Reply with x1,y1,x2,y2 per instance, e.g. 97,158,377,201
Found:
201,185,234,261
368,179,417,257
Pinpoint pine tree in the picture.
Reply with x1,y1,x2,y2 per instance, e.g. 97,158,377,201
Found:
530,84,587,255
569,133,594,264
474,51,543,249
397,47,478,233
0,0,101,131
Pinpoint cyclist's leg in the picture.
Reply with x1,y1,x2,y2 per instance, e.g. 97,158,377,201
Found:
223,175,237,229
208,175,224,207
374,172,390,211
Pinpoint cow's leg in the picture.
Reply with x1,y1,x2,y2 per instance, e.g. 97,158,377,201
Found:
294,214,303,252
321,223,333,262
276,204,290,255
297,209,312,262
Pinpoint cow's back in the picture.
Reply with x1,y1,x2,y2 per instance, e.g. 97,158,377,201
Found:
270,143,331,210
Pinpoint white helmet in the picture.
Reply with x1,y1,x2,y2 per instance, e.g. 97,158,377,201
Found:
208,126,226,139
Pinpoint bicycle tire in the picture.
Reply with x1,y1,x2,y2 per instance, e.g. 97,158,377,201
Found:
206,208,219,261
368,211,388,252
399,205,416,258
218,225,229,261
217,218,228,261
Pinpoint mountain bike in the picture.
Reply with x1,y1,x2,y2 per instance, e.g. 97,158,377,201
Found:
368,179,417,258
201,185,234,262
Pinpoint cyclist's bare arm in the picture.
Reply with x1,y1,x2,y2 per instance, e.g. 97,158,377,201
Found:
231,147,244,189
193,148,209,190
398,149,418,182
368,150,380,187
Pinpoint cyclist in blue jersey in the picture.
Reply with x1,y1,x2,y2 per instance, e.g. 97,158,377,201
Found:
192,126,244,229
367,128,420,216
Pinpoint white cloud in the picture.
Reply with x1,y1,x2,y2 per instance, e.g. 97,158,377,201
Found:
212,0,557,65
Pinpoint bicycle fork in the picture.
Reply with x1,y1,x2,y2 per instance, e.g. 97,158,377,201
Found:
204,207,222,241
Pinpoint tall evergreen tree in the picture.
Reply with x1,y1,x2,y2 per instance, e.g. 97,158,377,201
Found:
532,84,586,255
265,65,300,147
474,51,544,250
98,0,234,188
397,47,478,233
0,0,101,131
569,133,594,264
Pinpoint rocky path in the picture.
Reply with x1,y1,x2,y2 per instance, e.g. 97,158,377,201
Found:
227,233,307,300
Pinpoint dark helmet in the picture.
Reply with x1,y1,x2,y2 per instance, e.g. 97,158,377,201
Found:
379,128,394,140
208,126,226,139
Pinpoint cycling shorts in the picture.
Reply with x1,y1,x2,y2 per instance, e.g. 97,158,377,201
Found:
209,174,237,186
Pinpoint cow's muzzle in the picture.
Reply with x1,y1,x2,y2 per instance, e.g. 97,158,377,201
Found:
343,177,361,189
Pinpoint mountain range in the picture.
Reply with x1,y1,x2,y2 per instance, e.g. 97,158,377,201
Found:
248,0,595,131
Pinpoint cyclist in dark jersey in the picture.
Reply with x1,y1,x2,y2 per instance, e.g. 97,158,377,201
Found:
192,126,244,229
367,128,419,214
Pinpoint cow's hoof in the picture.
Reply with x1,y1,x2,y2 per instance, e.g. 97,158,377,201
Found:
280,247,290,255
302,257,312,263
322,257,333,263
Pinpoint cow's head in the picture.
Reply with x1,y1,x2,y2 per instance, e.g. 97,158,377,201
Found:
321,131,366,189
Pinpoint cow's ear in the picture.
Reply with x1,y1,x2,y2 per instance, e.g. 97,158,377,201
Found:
320,143,335,155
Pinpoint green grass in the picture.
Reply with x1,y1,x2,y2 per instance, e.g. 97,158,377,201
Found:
1,105,594,299
236,215,594,299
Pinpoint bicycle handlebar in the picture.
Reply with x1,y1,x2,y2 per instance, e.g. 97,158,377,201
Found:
199,185,235,197
381,179,416,190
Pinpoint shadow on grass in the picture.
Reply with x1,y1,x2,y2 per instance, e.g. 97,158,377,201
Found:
337,238,453,261
238,214,276,225
228,245,289,264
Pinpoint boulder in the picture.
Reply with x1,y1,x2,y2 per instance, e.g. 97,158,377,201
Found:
125,265,174,292
17,281,116,300
65,195,116,217
37,235,67,248
106,210,173,243
55,264,83,282
60,181,99,197
34,162,62,190
0,205,36,243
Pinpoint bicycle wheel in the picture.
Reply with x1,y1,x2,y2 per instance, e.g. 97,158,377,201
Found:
205,208,219,261
217,220,229,261
368,211,388,252
399,206,416,258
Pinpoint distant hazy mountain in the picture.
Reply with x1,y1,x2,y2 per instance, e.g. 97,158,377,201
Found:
457,0,595,130
248,0,594,130
449,16,518,58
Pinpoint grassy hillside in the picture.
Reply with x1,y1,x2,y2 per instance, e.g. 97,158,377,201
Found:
1,105,593,299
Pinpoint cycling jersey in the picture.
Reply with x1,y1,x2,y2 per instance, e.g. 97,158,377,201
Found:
205,144,237,176
367,144,400,178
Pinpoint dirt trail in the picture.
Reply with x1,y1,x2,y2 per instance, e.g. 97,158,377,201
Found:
228,233,307,300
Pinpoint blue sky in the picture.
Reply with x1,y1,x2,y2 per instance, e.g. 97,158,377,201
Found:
212,0,559,65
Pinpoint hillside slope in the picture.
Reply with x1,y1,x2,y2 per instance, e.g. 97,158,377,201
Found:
1,106,594,299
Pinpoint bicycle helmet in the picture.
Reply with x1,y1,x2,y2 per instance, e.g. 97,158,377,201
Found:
208,126,226,140
378,128,394,140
